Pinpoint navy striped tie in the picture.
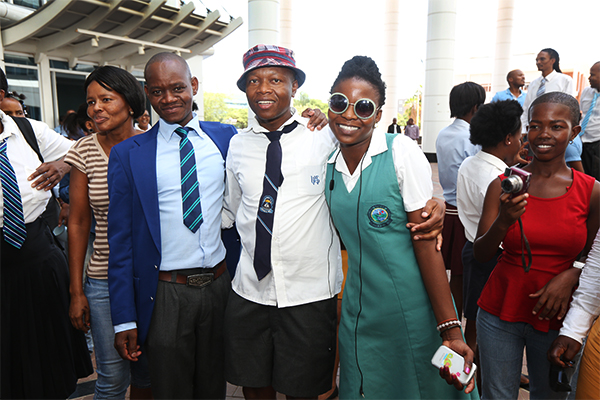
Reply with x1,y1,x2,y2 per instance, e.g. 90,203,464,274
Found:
253,121,298,280
175,127,203,233
0,138,26,248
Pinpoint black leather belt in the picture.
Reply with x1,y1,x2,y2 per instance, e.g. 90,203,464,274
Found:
158,259,226,288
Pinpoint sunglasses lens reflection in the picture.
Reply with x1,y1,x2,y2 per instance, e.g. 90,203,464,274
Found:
355,100,375,119
329,94,348,114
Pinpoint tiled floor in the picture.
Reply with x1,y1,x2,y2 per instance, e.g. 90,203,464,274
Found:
72,162,531,400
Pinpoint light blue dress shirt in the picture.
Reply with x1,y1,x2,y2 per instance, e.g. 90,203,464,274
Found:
565,135,583,164
156,114,227,271
435,118,480,206
490,88,526,106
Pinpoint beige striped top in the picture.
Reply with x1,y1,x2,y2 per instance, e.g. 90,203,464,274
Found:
65,134,110,280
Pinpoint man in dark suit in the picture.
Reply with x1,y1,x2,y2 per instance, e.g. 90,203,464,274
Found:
387,117,401,133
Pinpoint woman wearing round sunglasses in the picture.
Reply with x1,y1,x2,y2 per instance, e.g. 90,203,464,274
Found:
326,56,477,399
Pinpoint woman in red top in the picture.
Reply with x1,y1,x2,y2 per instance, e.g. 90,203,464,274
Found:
473,92,600,399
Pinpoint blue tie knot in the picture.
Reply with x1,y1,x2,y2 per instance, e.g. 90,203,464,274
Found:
175,126,191,139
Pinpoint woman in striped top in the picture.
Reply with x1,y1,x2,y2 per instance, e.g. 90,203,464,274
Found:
65,66,151,399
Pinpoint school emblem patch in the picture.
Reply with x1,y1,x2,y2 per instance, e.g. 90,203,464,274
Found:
259,195,275,214
368,205,392,228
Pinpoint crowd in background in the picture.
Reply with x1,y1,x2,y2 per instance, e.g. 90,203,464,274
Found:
1,44,599,400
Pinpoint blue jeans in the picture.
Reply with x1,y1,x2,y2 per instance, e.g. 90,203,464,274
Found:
477,308,567,400
85,277,130,399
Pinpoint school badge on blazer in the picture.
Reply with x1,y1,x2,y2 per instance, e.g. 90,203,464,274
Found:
368,205,392,228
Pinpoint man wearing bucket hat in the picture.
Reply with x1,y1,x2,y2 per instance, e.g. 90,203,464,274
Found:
222,44,340,399
222,45,445,399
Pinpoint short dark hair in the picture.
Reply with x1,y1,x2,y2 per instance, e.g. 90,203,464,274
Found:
540,48,562,73
470,100,522,148
449,82,486,118
0,68,7,94
330,56,386,107
84,66,146,119
529,92,580,127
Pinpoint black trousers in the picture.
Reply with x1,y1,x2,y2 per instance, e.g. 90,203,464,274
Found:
1,218,92,399
582,140,600,181
145,269,231,399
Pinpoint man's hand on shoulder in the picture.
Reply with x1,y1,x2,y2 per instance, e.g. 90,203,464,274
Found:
301,108,328,131
29,159,70,191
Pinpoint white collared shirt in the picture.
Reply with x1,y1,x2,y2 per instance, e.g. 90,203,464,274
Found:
222,109,343,307
0,110,73,227
521,70,575,132
456,150,508,242
580,86,600,143
559,228,600,344
327,129,432,212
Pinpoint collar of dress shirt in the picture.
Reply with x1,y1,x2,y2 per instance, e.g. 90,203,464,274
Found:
452,117,470,130
245,107,307,134
475,150,509,171
543,70,558,82
157,112,204,142
0,109,18,141
327,128,387,176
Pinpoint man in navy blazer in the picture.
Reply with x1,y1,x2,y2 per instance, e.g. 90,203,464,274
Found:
107,53,237,399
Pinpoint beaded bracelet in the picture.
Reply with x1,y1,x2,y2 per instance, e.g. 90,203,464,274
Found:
436,319,461,332
439,324,461,338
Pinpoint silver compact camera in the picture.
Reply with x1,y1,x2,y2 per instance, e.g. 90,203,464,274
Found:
501,166,531,197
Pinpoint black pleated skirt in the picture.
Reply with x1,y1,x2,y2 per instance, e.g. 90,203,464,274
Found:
1,218,93,399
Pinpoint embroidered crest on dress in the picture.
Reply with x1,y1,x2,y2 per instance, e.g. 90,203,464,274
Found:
368,205,392,228
259,195,275,213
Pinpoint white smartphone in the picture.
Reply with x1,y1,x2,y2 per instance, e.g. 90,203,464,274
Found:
431,345,477,385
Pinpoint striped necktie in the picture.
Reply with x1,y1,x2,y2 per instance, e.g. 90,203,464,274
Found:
580,92,599,137
0,138,26,248
536,77,547,97
174,127,203,233
253,120,298,280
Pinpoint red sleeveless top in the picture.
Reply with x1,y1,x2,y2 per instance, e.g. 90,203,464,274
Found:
478,170,595,332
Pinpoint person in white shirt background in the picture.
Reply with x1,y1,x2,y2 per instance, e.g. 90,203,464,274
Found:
520,48,575,133
548,227,600,399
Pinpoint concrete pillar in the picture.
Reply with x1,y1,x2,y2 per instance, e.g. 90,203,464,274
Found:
187,55,204,120
422,0,457,156
382,0,399,127
248,0,279,47
279,0,292,49
491,0,515,95
34,52,54,125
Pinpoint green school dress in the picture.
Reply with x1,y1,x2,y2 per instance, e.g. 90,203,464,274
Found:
327,133,478,400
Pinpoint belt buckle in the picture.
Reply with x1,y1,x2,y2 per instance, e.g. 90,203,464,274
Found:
186,273,213,288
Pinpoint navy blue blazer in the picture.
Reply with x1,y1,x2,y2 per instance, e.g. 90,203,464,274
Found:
107,121,237,345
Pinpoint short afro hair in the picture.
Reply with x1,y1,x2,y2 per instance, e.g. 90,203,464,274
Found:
470,100,522,148
84,66,146,119
449,82,486,118
330,56,386,107
529,92,580,127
